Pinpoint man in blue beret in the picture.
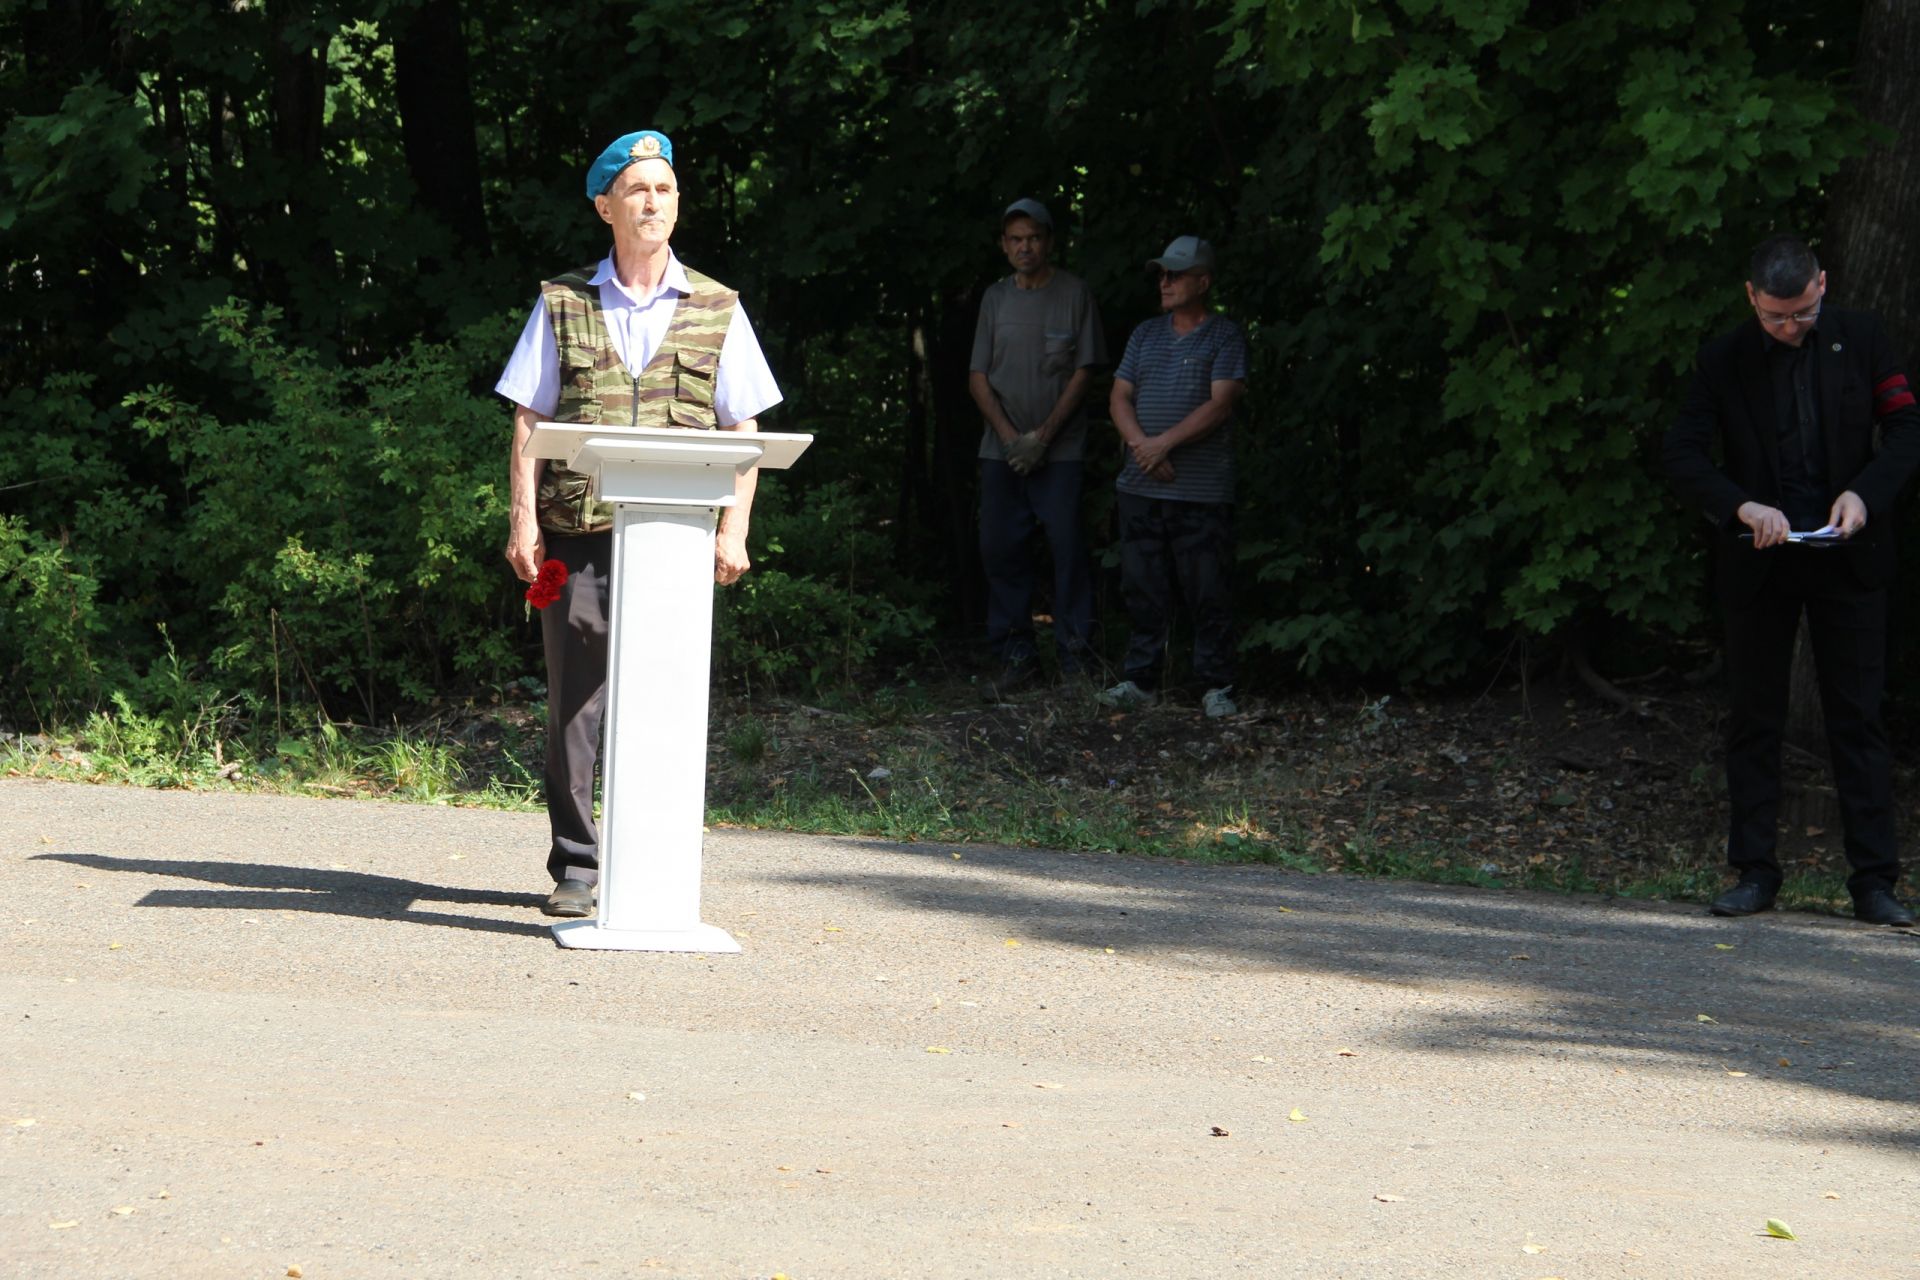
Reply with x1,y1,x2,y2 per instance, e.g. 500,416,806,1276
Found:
495,129,783,918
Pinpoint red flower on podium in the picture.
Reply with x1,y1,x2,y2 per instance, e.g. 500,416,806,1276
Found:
525,558,568,610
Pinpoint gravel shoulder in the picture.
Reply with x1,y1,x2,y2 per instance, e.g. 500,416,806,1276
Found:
3,778,1917,1278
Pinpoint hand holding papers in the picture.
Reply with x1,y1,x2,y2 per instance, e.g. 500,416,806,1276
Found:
1738,524,1847,547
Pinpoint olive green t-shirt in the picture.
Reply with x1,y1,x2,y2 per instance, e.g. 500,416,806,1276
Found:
968,269,1107,462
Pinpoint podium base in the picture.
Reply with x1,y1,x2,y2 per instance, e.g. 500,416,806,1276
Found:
549,920,742,953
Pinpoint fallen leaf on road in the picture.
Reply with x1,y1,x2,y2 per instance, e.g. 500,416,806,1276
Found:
1103,947,1115,954
1726,1070,1749,1077
823,926,843,933
49,1222,77,1230
13,1118,35,1128
1374,1194,1404,1203
951,853,962,860
1289,1108,1307,1122
1034,1082,1064,1090
1276,906,1294,913
1714,943,1736,951
1509,954,1531,961
446,854,463,861
1778,1058,1792,1067
108,942,123,950
925,1046,951,1054
1522,1243,1546,1254
626,1092,646,1102
1336,1048,1359,1057
1210,1126,1229,1137
287,1267,303,1278
1696,1014,1718,1024
151,1190,169,1200
111,1206,135,1216
1823,1191,1840,1200
1004,938,1022,948
777,1165,792,1171
1764,1219,1797,1240
1250,1055,1274,1064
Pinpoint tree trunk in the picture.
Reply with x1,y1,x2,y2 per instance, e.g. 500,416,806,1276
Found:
1824,0,1920,369
393,0,492,264
1789,2,1920,756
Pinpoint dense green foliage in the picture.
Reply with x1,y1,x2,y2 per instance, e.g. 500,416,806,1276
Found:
0,0,1878,725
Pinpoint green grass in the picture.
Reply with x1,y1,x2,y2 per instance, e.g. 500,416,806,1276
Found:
0,697,1868,919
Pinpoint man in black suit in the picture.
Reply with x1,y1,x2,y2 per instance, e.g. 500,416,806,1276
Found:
1664,233,1920,926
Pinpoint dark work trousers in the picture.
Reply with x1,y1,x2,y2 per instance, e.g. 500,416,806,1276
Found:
1722,549,1898,896
540,530,613,886
1116,491,1234,692
979,458,1094,665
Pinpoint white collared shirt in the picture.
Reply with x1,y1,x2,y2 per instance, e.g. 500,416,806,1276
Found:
494,250,783,427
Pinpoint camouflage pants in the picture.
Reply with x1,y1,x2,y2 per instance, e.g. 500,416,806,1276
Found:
1115,491,1234,691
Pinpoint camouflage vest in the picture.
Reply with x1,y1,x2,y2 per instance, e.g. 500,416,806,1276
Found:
535,263,739,534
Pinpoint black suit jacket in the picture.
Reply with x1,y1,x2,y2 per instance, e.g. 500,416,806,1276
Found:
1663,308,1920,606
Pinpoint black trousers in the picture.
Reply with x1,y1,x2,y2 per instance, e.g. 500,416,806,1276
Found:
540,531,612,886
979,459,1095,664
1722,549,1899,896
1115,491,1234,691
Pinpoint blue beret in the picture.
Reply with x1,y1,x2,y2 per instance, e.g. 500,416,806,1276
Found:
586,130,674,200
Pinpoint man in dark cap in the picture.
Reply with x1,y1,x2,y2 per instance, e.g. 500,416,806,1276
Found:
495,129,782,918
967,197,1107,690
1101,235,1248,719
1664,232,1920,926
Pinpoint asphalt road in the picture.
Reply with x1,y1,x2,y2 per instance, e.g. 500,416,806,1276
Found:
3,778,1917,1279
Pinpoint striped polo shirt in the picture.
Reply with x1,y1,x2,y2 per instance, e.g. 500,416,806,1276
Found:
1114,311,1249,504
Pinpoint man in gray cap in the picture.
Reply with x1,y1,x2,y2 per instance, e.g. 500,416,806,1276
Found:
1100,235,1248,717
967,197,1108,689
495,129,783,918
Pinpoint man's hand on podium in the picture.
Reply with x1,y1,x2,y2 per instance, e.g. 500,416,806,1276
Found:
506,514,545,584
715,530,750,586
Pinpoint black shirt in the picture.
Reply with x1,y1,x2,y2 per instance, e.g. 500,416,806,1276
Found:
1763,325,1828,528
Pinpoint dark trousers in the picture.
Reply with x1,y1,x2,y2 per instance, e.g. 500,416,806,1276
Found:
979,459,1094,664
1116,491,1234,691
1722,550,1898,896
540,531,612,886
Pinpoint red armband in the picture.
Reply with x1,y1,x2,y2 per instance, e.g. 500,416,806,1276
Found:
1875,374,1915,417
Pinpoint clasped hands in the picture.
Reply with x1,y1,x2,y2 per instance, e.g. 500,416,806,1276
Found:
1737,491,1866,550
1004,429,1050,475
1128,433,1176,483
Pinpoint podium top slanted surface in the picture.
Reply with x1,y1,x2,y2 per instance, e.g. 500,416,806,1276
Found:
524,423,813,472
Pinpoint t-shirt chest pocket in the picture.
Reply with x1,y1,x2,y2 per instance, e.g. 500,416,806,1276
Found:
1041,330,1077,378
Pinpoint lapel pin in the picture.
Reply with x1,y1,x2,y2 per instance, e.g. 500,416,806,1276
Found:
1832,342,1842,352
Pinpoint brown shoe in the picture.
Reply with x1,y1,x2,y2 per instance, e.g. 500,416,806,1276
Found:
542,878,594,918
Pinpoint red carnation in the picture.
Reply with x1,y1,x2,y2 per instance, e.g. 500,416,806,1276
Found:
525,558,568,609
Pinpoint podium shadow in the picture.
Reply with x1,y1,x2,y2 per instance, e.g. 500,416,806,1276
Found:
32,852,552,938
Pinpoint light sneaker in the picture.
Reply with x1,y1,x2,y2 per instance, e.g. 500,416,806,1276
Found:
1201,687,1239,718
1096,680,1154,710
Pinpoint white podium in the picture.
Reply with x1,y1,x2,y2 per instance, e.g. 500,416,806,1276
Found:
522,423,812,951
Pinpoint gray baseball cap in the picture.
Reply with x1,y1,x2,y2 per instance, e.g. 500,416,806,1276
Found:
1002,198,1054,229
1148,235,1215,273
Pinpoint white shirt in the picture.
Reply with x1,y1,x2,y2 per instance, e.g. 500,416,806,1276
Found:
494,251,783,427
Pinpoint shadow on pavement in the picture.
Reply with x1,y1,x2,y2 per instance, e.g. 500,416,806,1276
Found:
32,852,554,939
789,836,1920,1116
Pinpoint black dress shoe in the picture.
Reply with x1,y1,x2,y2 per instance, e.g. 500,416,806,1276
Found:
1709,881,1777,917
1852,889,1915,927
542,878,595,918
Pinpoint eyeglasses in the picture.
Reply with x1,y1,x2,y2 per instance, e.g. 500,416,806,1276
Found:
1755,302,1821,328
